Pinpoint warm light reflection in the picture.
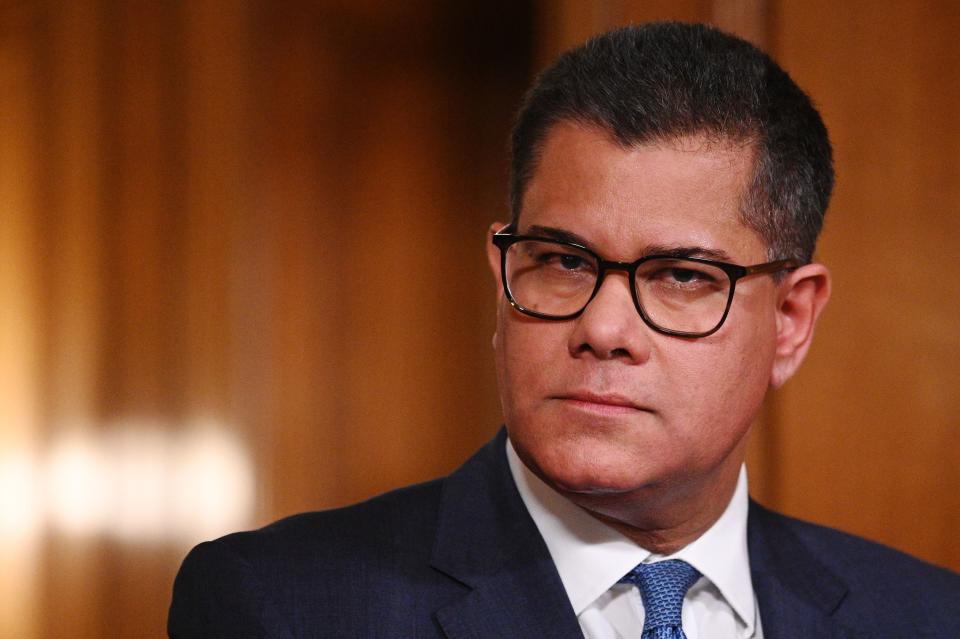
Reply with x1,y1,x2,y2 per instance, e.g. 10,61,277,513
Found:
0,450,42,541
46,431,111,536
0,419,255,544
110,423,172,542
170,423,256,541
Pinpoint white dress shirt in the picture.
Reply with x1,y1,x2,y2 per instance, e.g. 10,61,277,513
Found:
506,439,763,639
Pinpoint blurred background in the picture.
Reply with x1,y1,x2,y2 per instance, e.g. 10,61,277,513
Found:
1,1,958,637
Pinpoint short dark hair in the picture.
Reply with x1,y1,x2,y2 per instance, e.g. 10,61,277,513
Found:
509,22,833,263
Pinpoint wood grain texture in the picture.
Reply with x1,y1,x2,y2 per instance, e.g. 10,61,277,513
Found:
1,2,528,637
770,0,960,571
2,2,958,637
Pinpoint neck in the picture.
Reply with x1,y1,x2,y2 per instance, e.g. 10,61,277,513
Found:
569,455,744,555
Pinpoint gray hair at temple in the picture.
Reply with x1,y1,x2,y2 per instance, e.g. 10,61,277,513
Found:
509,22,834,264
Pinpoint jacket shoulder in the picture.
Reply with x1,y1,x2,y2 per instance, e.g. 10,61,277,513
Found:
169,478,451,638
757,504,959,583
213,477,445,564
750,501,960,632
180,476,448,600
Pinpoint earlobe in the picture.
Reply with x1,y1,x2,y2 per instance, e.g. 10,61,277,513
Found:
770,264,831,388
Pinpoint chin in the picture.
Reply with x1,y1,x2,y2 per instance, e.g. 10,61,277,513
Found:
519,436,657,496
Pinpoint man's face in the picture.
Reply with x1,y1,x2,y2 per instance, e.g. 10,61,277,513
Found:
489,122,780,518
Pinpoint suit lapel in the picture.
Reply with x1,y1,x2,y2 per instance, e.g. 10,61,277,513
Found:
429,437,877,639
748,501,867,639
433,562,583,639
750,569,864,639
430,430,583,639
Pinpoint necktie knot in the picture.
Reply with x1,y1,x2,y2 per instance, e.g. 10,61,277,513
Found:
620,559,701,638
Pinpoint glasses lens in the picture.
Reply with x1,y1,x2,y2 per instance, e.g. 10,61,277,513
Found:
505,240,598,317
635,258,732,334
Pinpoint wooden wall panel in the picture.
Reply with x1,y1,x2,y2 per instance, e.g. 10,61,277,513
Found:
771,0,960,571
245,2,529,517
0,5,44,637
1,2,531,637
34,2,109,637
535,0,712,69
244,1,348,523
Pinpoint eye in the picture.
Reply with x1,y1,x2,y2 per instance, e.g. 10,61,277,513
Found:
640,260,725,291
555,253,586,270
531,248,594,273
664,267,712,285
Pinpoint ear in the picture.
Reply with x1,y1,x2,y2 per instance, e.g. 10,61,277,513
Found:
770,263,831,388
486,221,507,296
487,222,509,349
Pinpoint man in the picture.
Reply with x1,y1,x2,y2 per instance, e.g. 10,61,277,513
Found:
169,22,960,638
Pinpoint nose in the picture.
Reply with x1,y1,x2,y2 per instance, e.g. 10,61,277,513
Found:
567,271,652,363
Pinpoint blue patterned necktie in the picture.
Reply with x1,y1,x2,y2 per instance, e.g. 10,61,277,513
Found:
619,559,702,639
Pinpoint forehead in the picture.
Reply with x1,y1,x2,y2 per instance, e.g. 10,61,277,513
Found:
520,122,764,261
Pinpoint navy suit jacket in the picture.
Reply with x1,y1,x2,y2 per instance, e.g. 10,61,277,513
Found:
169,430,960,638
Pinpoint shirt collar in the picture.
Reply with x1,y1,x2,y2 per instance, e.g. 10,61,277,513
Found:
505,438,757,635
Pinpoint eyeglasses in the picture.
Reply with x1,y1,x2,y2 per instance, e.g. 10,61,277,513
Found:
491,229,799,337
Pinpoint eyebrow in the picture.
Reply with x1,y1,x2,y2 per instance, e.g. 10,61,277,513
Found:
643,244,734,261
521,224,734,262
523,225,591,246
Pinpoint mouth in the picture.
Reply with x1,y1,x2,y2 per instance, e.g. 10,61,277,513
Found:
553,390,650,415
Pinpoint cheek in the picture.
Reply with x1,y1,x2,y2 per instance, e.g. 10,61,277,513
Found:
664,321,776,441
497,298,566,358
494,306,560,410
